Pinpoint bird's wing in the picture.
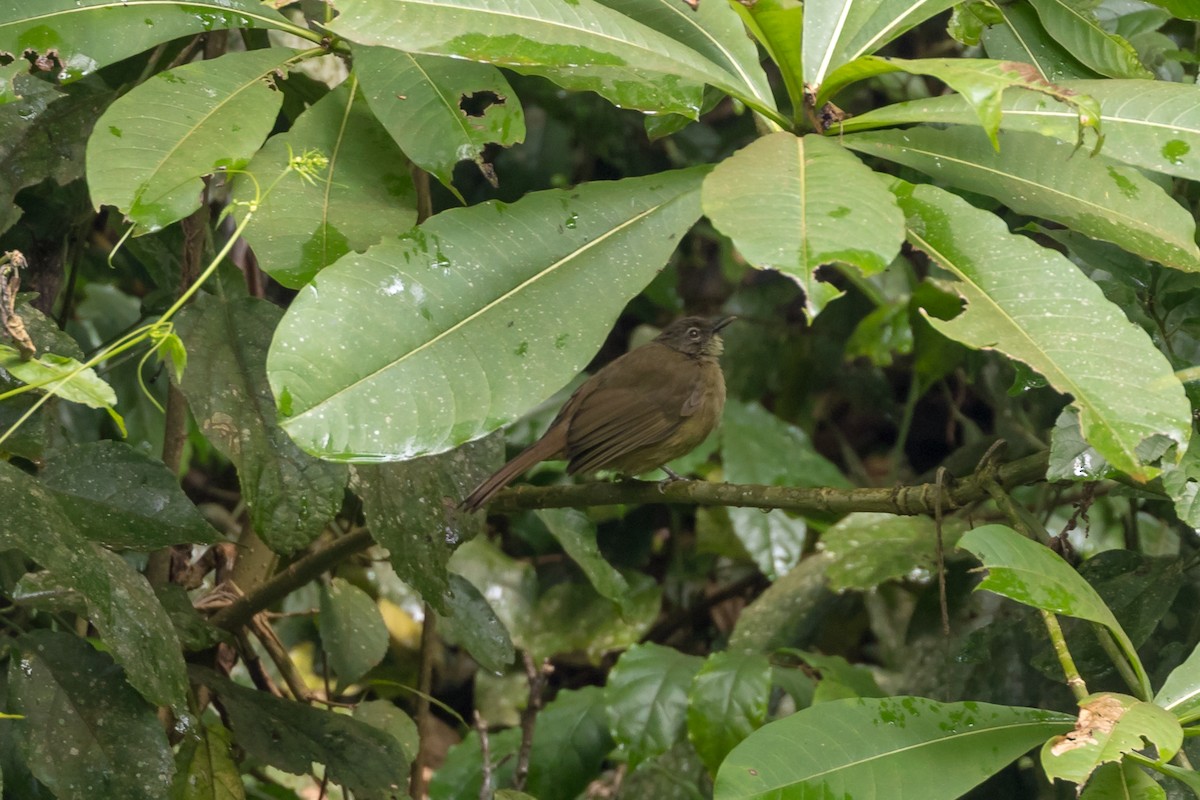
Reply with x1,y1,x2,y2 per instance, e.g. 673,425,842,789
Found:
564,348,700,475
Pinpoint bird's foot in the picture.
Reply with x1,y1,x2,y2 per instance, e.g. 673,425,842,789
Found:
656,467,686,493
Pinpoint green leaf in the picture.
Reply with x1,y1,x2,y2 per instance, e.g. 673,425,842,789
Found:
729,552,835,652
686,651,771,775
730,0,804,116
982,2,1098,81
0,74,110,235
235,79,417,288
525,571,660,661
820,56,1099,145
606,643,704,769
353,700,418,768
703,132,903,316
319,578,389,689
840,80,1200,181
1041,693,1182,786
0,0,293,89
0,461,189,710
8,631,174,799
895,181,1190,482
353,436,497,612
721,399,848,578
846,127,1200,272
327,0,767,119
592,0,774,110
1154,641,1200,724
536,508,630,611
170,721,243,800
177,295,348,553
156,331,187,384
39,440,219,548
191,668,408,799
449,537,537,651
268,167,708,460
86,48,294,232
714,697,1073,799
354,46,525,194
0,343,116,409
786,650,886,704
440,572,515,673
1027,0,1153,78
430,686,613,800
958,524,1150,696
802,0,959,87
1048,408,1115,481
822,512,960,591
1079,762,1165,800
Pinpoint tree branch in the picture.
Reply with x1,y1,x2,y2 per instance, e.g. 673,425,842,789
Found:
488,450,1051,515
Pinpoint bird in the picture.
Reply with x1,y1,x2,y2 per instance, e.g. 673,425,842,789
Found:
459,316,734,512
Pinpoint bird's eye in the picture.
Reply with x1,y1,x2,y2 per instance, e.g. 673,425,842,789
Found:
687,327,701,339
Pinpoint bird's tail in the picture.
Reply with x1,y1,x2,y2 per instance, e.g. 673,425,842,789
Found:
459,433,563,512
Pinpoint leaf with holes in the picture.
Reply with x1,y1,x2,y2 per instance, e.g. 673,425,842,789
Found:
354,46,525,195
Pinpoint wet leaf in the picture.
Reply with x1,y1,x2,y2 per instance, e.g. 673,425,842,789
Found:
606,643,704,768
0,460,188,710
40,440,219,548
177,295,348,553
536,508,630,611
319,577,389,689
1042,693,1181,786
170,721,243,800
192,667,407,799
268,167,707,460
823,512,964,591
686,650,771,775
8,630,173,799
439,572,515,673
1027,0,1153,79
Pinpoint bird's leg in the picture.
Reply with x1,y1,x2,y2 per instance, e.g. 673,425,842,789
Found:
656,466,686,493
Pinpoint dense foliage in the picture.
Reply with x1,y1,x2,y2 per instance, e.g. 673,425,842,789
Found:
1,0,1199,798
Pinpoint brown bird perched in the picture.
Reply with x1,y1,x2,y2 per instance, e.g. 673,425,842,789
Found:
459,316,734,512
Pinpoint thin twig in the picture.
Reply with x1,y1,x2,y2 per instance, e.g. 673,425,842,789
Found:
514,653,552,792
410,605,438,800
475,711,493,800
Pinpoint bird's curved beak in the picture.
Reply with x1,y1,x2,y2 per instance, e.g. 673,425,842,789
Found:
714,316,737,332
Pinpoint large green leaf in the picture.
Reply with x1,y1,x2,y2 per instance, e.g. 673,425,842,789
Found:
895,181,1189,481
0,0,292,91
327,0,773,120
8,631,174,799
606,643,704,769
958,524,1149,696
592,0,774,109
729,0,803,117
687,650,771,775
524,571,660,661
1154,641,1200,724
170,721,242,800
845,127,1200,272
840,80,1200,181
728,552,835,652
177,295,348,553
802,0,958,87
268,167,707,460
235,80,417,288
1027,0,1153,79
192,668,408,799
702,132,903,316
1079,762,1165,800
439,572,515,673
818,56,1099,145
353,436,495,612
982,2,1098,81
86,48,295,232
0,460,188,711
39,440,220,548
713,697,1073,799
354,46,525,194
